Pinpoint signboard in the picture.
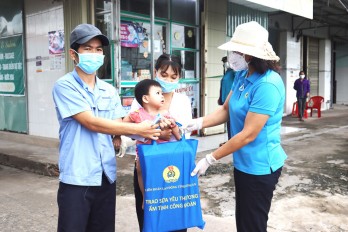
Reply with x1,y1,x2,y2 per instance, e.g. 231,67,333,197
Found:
246,0,313,19
0,35,24,95
176,83,199,118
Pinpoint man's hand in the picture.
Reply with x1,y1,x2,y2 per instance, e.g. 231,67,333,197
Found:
185,117,203,132
159,128,173,141
158,119,178,141
191,153,217,177
136,121,161,140
158,118,174,129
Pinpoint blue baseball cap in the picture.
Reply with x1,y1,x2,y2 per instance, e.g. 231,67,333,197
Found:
70,24,109,47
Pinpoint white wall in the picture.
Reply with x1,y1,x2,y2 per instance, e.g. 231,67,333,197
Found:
202,0,227,135
279,31,302,115
335,43,348,104
25,0,64,138
318,39,331,109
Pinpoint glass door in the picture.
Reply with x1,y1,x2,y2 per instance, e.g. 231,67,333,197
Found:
119,18,167,113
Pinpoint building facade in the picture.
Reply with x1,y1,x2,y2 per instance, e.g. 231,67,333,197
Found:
0,0,347,138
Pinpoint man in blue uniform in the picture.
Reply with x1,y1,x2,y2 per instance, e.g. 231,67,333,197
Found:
218,56,235,142
52,24,160,232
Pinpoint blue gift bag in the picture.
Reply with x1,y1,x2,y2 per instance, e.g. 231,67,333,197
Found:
137,136,205,232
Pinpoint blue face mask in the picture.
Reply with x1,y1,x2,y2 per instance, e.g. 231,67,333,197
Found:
75,51,104,74
155,76,179,93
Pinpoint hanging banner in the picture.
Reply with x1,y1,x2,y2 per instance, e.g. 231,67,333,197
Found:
0,35,24,95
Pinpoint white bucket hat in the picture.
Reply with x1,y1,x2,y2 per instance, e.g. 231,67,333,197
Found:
218,21,279,61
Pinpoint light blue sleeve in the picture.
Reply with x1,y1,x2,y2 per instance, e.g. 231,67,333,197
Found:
249,82,281,116
52,81,91,119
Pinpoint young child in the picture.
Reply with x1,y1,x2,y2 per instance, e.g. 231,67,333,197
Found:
123,79,181,208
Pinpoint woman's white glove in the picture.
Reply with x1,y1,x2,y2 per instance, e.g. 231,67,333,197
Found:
191,153,217,177
185,117,203,133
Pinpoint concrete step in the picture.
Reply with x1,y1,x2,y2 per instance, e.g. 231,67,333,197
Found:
0,131,59,177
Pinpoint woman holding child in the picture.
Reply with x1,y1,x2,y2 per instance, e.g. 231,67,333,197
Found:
130,53,192,232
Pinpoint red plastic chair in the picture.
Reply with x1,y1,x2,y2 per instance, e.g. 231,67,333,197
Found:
306,96,324,118
292,101,308,118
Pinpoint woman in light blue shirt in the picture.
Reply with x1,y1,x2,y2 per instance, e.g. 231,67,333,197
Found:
187,21,287,232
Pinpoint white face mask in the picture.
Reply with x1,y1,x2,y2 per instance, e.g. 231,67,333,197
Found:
224,62,230,70
300,75,305,79
155,75,179,93
227,52,248,71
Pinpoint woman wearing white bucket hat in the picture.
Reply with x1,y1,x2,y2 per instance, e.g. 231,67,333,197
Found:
186,21,287,232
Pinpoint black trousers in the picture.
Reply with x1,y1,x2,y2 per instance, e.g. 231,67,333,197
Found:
297,97,307,119
234,167,282,232
57,173,116,232
133,165,187,232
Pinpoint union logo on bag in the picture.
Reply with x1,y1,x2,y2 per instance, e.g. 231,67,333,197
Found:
163,165,180,183
137,137,206,231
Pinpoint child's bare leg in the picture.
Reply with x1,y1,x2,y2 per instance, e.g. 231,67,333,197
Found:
136,160,145,209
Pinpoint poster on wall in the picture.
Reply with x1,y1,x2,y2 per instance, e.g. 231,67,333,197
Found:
121,21,148,48
0,35,24,95
48,30,64,54
175,83,199,119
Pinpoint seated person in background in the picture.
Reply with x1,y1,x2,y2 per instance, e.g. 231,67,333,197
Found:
123,79,181,209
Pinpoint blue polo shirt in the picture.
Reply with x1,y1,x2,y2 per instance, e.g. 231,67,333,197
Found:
52,69,126,186
229,69,287,175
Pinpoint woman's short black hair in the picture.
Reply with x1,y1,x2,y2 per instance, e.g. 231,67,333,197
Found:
134,79,162,107
155,54,182,77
